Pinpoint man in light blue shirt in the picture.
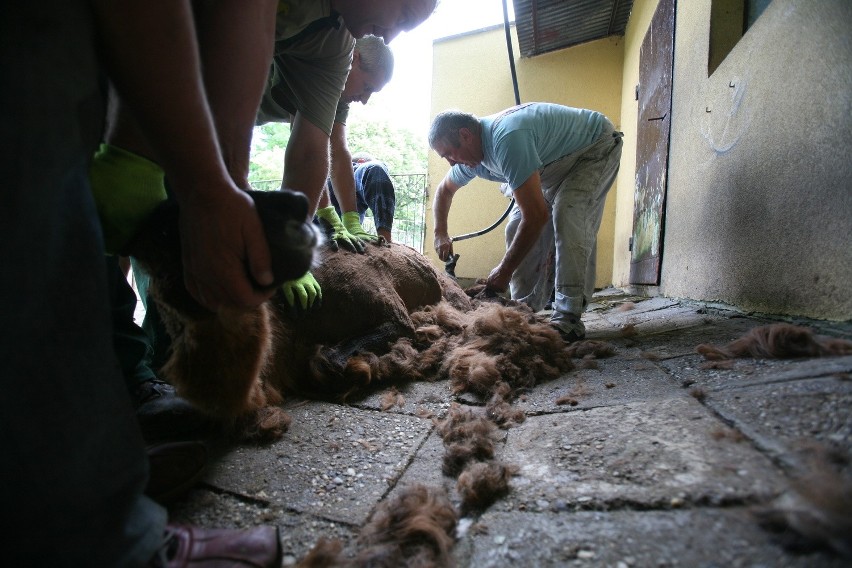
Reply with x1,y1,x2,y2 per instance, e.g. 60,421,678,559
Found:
430,103,623,341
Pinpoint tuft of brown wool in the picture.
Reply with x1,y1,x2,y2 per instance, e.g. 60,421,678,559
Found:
379,387,405,411
566,340,617,359
297,537,343,567
753,452,852,558
355,484,459,567
697,323,852,361
442,440,495,477
457,462,517,513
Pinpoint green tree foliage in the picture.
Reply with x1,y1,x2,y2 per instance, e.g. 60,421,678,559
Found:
248,123,290,187
248,114,430,250
344,118,426,175
249,114,427,183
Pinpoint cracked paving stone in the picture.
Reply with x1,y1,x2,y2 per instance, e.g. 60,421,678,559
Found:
704,376,852,459
201,402,432,524
460,509,847,568
496,396,785,510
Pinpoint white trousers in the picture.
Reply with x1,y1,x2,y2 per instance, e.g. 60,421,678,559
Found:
506,122,623,335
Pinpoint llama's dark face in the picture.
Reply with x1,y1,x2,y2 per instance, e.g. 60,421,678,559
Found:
252,189,320,287
124,188,320,312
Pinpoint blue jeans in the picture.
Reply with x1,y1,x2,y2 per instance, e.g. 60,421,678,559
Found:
0,2,166,565
506,123,624,336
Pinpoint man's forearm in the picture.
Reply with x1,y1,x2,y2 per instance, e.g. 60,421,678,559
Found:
499,173,549,276
195,0,277,188
432,179,456,236
329,123,358,213
91,0,276,310
91,0,230,198
283,114,331,216
501,214,546,275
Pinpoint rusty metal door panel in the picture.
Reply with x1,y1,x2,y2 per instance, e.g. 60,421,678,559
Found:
630,0,676,285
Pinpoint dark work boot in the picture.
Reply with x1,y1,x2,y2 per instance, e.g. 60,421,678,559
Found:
134,378,220,443
145,440,208,506
552,313,586,344
556,327,586,343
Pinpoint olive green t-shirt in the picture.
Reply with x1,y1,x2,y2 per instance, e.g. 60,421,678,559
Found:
257,0,354,135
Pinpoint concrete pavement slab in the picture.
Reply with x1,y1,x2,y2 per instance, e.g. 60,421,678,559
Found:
513,356,681,413
704,376,852,465
496,397,786,511
625,316,775,360
201,402,433,525
161,293,851,565
458,508,847,567
350,379,454,417
659,354,852,391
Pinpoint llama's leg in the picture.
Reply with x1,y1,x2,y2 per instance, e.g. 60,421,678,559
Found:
308,321,414,395
162,305,272,418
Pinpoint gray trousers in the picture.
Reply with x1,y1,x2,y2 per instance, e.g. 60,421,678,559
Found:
506,122,623,335
0,2,166,565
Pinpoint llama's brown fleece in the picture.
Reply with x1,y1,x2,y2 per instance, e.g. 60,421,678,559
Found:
435,404,497,476
298,484,458,567
565,340,617,359
129,195,584,442
134,218,576,441
753,445,852,558
456,461,517,514
697,323,852,360
433,402,521,512
485,381,526,427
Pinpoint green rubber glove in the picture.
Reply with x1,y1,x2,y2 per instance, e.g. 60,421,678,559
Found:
281,271,322,310
89,143,168,254
315,206,365,253
342,211,383,244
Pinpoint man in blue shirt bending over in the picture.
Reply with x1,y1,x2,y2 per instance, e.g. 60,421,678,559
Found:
430,103,623,342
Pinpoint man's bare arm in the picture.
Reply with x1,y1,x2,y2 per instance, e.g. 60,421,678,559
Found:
432,176,462,261
328,121,358,213
91,0,274,309
195,0,277,188
284,113,332,217
486,172,549,292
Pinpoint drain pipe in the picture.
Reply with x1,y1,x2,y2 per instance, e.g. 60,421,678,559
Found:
445,0,521,278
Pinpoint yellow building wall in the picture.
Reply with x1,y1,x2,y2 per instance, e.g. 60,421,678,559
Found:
428,26,624,288
427,0,851,319
660,0,852,319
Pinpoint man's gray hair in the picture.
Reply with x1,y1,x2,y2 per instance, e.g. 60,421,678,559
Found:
351,151,373,164
355,35,394,84
428,109,480,149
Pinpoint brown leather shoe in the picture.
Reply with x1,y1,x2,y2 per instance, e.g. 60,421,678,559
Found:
149,524,282,568
145,441,208,506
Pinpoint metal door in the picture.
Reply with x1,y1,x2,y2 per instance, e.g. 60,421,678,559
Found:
630,0,676,285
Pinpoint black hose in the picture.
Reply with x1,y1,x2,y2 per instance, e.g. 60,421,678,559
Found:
502,0,521,107
450,202,514,243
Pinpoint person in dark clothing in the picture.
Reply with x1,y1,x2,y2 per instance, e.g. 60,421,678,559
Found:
1,1,284,565
328,154,397,242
